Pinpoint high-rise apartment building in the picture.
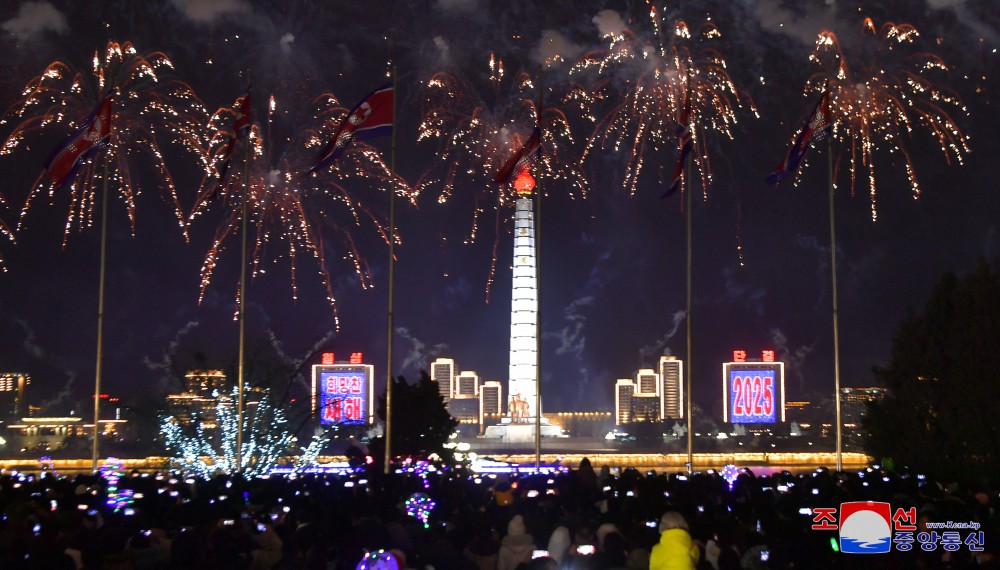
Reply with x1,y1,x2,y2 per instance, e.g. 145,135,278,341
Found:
456,371,479,397
0,373,30,420
430,358,455,403
636,369,658,396
659,356,683,419
479,381,503,420
615,379,636,425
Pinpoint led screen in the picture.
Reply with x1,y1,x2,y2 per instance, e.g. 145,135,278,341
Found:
728,369,777,424
318,370,368,425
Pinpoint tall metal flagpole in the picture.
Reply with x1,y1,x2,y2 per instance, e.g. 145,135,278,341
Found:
828,138,843,472
384,66,398,475
534,69,543,472
236,79,252,474
92,155,110,472
685,157,694,474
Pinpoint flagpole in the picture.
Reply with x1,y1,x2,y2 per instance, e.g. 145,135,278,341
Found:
534,67,543,473
91,155,110,473
384,65,398,476
828,137,843,472
236,74,252,474
684,154,693,474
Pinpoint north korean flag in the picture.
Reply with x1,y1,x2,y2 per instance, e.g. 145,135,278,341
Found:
766,89,833,185
312,83,393,172
45,95,114,189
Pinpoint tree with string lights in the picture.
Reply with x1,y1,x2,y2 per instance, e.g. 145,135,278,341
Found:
161,386,327,478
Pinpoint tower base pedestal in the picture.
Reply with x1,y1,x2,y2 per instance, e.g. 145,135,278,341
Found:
482,417,566,441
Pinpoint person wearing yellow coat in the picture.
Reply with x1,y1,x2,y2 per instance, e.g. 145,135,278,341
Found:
649,511,700,570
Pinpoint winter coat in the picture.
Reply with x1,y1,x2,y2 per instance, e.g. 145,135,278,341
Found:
649,528,699,570
496,533,535,570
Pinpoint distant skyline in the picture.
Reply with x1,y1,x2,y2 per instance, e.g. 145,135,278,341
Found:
0,0,997,419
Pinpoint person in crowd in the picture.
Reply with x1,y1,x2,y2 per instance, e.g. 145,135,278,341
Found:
649,511,699,570
464,518,501,570
546,526,571,565
1,464,998,569
498,514,536,570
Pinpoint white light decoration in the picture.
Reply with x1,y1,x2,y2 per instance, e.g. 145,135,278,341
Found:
161,386,327,478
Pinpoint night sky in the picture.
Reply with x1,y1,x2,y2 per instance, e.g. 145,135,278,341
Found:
0,0,997,419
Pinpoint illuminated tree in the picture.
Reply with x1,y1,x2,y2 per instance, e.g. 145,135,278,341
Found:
161,386,326,478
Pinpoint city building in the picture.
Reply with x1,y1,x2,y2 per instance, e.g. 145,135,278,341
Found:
479,381,503,426
637,369,658,396
430,358,455,403
448,370,481,423
182,369,226,395
1,385,128,454
841,386,889,428
613,362,685,425
455,371,479,397
632,395,659,421
166,369,226,429
722,349,787,424
544,411,614,438
312,353,375,426
0,373,30,421
615,379,635,425
659,357,683,420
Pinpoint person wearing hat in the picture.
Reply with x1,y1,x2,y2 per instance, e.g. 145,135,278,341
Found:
497,514,536,570
649,511,700,570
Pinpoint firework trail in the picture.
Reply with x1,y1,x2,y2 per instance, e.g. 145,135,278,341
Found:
0,41,209,244
415,54,588,299
188,89,412,327
804,18,970,220
0,193,12,270
569,2,757,197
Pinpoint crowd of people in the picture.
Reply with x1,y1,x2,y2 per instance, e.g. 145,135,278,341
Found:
0,459,996,569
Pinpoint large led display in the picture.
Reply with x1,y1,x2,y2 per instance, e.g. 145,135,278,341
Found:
312,364,374,425
722,362,785,424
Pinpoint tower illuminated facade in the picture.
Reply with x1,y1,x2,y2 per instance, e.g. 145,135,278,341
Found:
483,168,564,440
507,172,538,421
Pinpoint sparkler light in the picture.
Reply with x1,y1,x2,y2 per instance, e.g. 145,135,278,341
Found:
806,18,970,220
570,2,756,197
416,57,587,298
0,41,209,244
188,91,412,325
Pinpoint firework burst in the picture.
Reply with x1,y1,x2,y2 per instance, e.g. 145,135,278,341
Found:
570,2,756,197
805,18,970,220
189,90,412,326
415,55,588,298
0,41,208,243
